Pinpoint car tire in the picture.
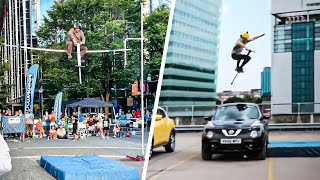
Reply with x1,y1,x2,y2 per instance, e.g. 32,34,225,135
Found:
201,143,212,160
255,141,267,160
164,131,175,153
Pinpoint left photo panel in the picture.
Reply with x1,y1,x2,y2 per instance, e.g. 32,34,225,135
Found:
0,0,170,179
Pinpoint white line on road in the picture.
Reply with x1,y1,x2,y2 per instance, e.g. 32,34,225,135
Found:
12,155,126,159
10,146,142,150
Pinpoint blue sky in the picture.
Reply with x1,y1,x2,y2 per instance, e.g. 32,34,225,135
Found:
217,0,272,92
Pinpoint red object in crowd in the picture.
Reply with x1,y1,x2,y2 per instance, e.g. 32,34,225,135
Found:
133,110,141,118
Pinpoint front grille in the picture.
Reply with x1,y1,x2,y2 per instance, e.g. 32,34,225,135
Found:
212,129,224,135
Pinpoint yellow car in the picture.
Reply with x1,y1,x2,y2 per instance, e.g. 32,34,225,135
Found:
150,107,176,159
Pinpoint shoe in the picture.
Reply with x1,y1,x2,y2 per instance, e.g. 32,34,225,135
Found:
235,67,241,73
68,54,72,60
239,67,244,73
107,136,109,139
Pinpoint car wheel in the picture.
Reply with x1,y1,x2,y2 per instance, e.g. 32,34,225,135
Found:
164,131,175,152
255,141,267,160
201,143,212,160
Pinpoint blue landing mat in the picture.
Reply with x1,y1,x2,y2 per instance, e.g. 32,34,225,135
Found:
39,154,140,180
268,141,320,157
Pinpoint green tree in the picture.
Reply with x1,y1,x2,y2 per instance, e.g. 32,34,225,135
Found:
144,4,169,79
225,95,262,104
34,0,141,103
0,61,11,109
33,0,169,112
0,35,11,109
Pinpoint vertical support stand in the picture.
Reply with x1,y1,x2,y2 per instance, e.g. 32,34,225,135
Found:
297,103,301,123
191,105,194,124
77,43,82,84
124,39,127,67
140,1,145,158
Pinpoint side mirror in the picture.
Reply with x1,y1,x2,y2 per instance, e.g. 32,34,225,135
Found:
204,116,211,121
155,115,163,121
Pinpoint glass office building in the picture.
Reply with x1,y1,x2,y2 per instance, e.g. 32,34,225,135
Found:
261,67,271,97
271,0,320,114
159,0,222,107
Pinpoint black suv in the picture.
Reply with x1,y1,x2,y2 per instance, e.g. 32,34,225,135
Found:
202,103,269,160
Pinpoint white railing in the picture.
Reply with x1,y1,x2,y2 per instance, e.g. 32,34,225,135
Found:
161,102,320,124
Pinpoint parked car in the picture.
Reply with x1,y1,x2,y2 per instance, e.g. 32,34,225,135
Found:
149,107,175,159
202,103,269,160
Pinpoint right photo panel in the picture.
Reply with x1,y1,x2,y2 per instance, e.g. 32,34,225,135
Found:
147,0,320,180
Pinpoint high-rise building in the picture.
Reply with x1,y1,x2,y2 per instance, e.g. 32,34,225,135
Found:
261,67,271,97
271,0,320,114
159,0,222,110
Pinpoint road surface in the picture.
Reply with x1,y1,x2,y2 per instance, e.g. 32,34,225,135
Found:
146,131,320,180
1,133,148,180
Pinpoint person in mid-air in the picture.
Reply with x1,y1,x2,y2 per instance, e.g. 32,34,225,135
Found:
231,32,265,73
66,22,87,60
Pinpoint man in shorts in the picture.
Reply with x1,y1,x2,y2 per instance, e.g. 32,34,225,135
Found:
103,116,111,139
71,112,80,141
25,109,34,138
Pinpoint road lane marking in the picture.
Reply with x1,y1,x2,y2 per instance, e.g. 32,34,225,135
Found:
149,153,200,180
268,158,273,180
10,146,142,150
12,155,126,159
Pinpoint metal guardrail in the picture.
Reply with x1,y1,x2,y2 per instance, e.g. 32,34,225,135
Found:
175,123,320,132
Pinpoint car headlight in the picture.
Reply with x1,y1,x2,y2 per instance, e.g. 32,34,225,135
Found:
250,130,258,138
206,131,214,138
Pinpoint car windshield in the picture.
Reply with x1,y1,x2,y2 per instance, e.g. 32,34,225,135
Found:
213,104,259,120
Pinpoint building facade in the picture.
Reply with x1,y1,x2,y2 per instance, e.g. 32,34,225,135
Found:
1,0,35,106
0,0,54,108
159,0,222,109
261,67,271,97
271,0,320,114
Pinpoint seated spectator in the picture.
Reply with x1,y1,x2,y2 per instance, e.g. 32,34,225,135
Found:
49,126,57,139
36,118,45,138
133,109,141,118
126,110,133,119
113,121,121,138
87,117,95,131
119,111,126,120
57,125,67,139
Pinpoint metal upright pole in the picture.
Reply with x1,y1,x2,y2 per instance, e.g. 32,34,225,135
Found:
124,39,127,67
77,43,82,84
140,1,145,157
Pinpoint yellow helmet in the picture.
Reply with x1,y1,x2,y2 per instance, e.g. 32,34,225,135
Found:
241,32,249,39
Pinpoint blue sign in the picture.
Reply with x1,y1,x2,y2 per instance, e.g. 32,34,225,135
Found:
54,92,63,124
24,64,39,115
